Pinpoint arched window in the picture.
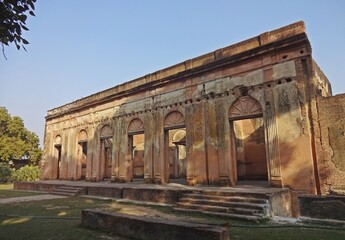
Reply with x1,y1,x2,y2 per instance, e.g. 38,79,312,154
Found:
128,118,144,134
54,135,62,145
229,96,262,120
100,125,113,139
78,130,88,142
164,111,185,129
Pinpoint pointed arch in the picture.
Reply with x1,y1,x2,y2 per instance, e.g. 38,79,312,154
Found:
100,125,113,139
128,118,144,134
229,96,262,119
164,111,185,128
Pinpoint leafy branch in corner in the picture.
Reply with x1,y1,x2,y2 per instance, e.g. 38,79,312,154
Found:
0,0,36,59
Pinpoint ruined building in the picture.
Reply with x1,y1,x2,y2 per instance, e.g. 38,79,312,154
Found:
42,21,345,196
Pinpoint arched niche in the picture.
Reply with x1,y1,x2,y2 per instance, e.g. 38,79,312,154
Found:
164,111,185,129
100,125,113,139
78,130,88,142
54,135,62,145
128,118,144,134
229,96,262,120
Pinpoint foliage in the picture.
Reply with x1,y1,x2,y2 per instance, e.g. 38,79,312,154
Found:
12,165,40,181
0,0,36,58
0,163,14,183
0,106,42,164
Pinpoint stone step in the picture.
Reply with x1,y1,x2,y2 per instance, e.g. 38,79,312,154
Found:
54,188,81,193
173,207,262,222
182,193,268,204
51,191,76,196
190,190,270,199
176,202,265,217
51,186,84,196
176,202,228,213
178,198,267,212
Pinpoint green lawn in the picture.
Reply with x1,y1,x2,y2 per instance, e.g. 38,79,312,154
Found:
0,183,44,199
0,195,344,240
0,197,127,240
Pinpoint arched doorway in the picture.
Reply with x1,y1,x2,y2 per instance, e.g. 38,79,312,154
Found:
77,130,88,180
229,96,268,182
53,135,62,179
128,119,145,181
164,111,187,184
100,125,113,180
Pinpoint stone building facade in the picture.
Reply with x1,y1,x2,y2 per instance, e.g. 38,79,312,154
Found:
41,21,345,195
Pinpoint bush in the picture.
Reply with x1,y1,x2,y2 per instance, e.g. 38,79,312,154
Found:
13,165,40,182
0,163,14,183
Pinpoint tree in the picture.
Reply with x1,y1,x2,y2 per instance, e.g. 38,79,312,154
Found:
0,0,36,59
0,106,42,165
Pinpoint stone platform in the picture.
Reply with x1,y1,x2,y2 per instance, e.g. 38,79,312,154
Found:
82,209,229,240
14,180,292,219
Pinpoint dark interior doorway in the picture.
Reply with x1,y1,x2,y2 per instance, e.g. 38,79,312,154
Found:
54,145,62,179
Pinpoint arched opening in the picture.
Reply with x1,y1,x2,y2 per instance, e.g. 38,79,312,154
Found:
164,111,187,184
100,125,113,180
128,119,145,181
77,130,88,180
53,135,62,179
229,96,268,183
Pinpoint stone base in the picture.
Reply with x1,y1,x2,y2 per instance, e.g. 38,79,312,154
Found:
122,188,180,204
87,186,122,198
81,209,228,240
299,195,345,221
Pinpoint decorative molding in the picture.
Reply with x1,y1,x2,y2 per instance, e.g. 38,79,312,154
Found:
229,96,262,119
128,119,144,133
164,111,185,128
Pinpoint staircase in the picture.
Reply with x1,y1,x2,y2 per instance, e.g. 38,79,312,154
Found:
51,185,85,196
174,190,271,222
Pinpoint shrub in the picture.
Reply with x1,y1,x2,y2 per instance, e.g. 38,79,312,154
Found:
13,165,40,182
0,163,14,183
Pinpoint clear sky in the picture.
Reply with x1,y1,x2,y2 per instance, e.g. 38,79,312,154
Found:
1,0,345,147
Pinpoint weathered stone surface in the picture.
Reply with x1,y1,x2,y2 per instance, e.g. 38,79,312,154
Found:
314,94,345,194
81,209,229,240
299,195,345,221
14,181,38,191
87,186,122,198
272,61,296,80
122,188,180,204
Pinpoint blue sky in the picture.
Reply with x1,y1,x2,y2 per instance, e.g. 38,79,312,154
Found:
1,0,345,146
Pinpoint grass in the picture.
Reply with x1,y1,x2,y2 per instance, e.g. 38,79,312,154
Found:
0,193,344,240
0,183,13,190
0,197,127,240
0,183,44,199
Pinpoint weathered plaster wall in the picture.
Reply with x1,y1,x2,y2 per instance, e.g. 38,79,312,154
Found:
315,94,345,194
